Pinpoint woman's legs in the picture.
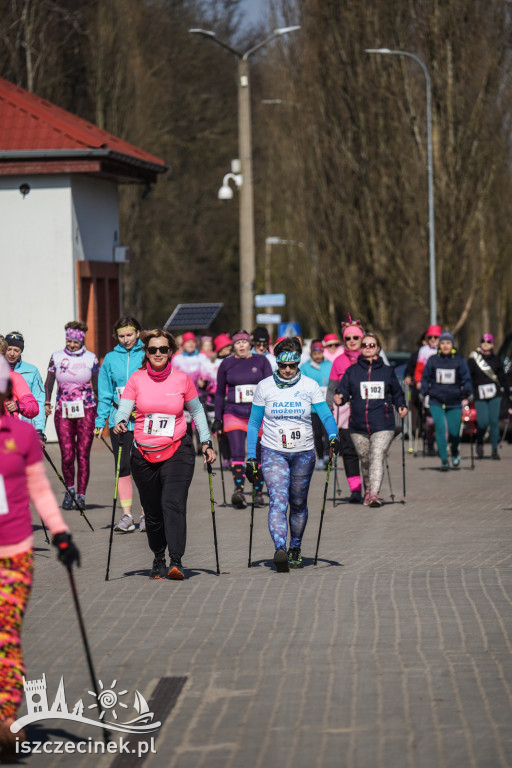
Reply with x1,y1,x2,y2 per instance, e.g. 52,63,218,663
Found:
339,428,362,494
0,552,33,722
429,404,448,462
368,431,395,494
488,396,502,452
54,409,78,489
227,430,247,494
131,450,166,557
350,433,370,492
261,447,291,550
445,407,462,459
110,429,137,516
75,407,96,495
288,450,316,548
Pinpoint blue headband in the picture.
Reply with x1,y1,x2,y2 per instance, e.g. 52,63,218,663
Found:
276,351,300,364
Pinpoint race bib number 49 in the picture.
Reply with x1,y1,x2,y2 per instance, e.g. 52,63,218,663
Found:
62,400,84,419
360,381,385,400
280,427,306,449
143,413,176,437
436,368,456,384
235,385,255,403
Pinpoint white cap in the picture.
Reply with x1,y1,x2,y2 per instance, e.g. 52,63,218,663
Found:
0,355,11,393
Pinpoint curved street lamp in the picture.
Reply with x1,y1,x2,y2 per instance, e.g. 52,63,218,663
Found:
366,48,437,325
190,27,301,329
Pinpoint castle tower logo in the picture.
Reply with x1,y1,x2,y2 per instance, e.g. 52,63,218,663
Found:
10,675,161,735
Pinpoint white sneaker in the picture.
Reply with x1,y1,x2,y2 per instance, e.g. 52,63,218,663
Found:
139,516,146,533
114,514,135,533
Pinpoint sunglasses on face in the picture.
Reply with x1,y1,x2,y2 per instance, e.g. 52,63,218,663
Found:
277,362,298,370
147,346,170,355
481,339,493,344
361,342,377,349
344,336,360,342
427,336,439,340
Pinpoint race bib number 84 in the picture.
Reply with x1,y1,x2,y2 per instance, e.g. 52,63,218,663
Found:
360,381,385,400
62,400,84,419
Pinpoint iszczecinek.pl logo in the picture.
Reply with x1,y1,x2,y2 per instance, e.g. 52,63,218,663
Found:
10,674,161,735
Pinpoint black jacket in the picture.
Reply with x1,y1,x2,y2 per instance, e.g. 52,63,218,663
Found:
337,356,405,435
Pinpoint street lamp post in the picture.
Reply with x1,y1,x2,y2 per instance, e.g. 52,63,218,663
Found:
190,27,301,330
366,48,437,326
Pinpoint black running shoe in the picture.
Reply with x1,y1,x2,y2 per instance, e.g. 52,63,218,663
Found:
149,557,167,580
288,547,303,569
168,556,185,580
349,490,362,504
254,493,265,507
273,548,289,573
231,491,247,509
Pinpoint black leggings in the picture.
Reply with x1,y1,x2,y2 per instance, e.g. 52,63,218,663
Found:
130,434,195,558
110,428,134,477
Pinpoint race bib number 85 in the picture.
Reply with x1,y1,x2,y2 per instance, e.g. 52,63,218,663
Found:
360,381,385,400
235,385,255,403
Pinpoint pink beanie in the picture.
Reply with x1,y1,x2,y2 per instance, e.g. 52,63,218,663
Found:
182,332,197,343
214,334,232,353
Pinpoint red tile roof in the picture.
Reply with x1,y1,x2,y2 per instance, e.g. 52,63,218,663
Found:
0,77,166,172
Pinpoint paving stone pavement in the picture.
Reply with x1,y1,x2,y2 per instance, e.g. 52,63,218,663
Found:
14,437,512,767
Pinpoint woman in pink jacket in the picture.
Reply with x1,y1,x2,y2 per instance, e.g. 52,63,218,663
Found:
0,338,38,420
325,317,364,503
0,355,80,760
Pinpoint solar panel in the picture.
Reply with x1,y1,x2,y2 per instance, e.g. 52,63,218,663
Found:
163,303,224,331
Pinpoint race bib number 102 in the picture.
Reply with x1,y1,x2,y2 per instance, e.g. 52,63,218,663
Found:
360,381,385,400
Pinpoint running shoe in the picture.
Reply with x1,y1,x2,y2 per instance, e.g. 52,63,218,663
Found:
254,493,265,507
368,493,382,508
451,452,461,468
492,451,501,460
363,489,371,506
288,547,303,569
273,547,289,573
168,556,185,580
231,491,247,509
440,460,450,472
149,557,167,580
476,443,484,459
62,489,75,510
315,458,326,471
114,514,136,533
349,490,362,504
139,515,146,532
75,494,86,509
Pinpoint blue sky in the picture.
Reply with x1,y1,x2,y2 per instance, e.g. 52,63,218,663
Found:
239,0,268,28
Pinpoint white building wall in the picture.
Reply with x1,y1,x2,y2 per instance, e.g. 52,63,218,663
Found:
0,172,121,442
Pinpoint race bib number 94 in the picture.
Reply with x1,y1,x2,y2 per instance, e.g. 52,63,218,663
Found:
360,381,385,400
280,427,306,449
143,413,176,437
436,369,456,384
235,385,255,403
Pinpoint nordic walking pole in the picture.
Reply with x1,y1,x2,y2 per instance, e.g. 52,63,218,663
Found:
66,563,110,744
206,463,221,574
385,455,395,502
42,447,94,531
105,433,124,581
314,444,334,566
101,436,114,455
248,484,256,568
40,518,50,544
216,436,228,507
401,417,406,498
470,425,475,470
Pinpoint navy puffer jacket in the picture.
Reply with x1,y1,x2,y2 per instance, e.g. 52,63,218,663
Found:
337,355,406,435
420,350,472,409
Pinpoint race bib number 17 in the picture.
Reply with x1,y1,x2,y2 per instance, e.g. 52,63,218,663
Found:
143,413,176,437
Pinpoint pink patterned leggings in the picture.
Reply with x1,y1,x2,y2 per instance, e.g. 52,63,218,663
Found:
54,406,96,494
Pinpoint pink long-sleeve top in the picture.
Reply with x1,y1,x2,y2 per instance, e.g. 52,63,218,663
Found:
329,349,361,428
4,371,39,419
0,415,68,557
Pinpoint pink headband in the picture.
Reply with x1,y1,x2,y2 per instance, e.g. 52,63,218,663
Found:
343,325,364,339
66,328,85,341
232,332,251,343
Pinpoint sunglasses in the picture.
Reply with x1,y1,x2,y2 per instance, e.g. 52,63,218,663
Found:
277,362,298,369
427,335,439,340
361,342,377,349
481,339,493,344
147,346,170,355
344,335,361,342
254,340,267,346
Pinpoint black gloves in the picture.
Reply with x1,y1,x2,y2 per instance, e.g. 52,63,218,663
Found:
245,459,259,484
52,532,81,569
212,419,223,434
329,436,342,455
36,431,47,443
465,392,474,404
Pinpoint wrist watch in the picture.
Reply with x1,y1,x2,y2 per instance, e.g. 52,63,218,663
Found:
202,440,213,450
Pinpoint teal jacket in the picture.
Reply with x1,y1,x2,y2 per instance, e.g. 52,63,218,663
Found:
14,359,45,433
95,340,145,430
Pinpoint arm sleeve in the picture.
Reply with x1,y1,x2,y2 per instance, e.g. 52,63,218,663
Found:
115,398,135,425
30,370,46,432
95,358,114,429
11,374,39,418
91,370,99,400
420,360,432,394
214,360,228,421
311,402,338,439
326,378,338,410
26,462,68,535
185,396,211,443
44,366,56,402
459,359,473,394
247,404,265,457
389,371,406,408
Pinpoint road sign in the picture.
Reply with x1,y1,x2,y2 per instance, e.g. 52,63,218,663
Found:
278,322,302,337
254,294,286,308
256,313,281,324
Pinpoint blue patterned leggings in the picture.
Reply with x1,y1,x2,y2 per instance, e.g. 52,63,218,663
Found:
261,446,316,550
